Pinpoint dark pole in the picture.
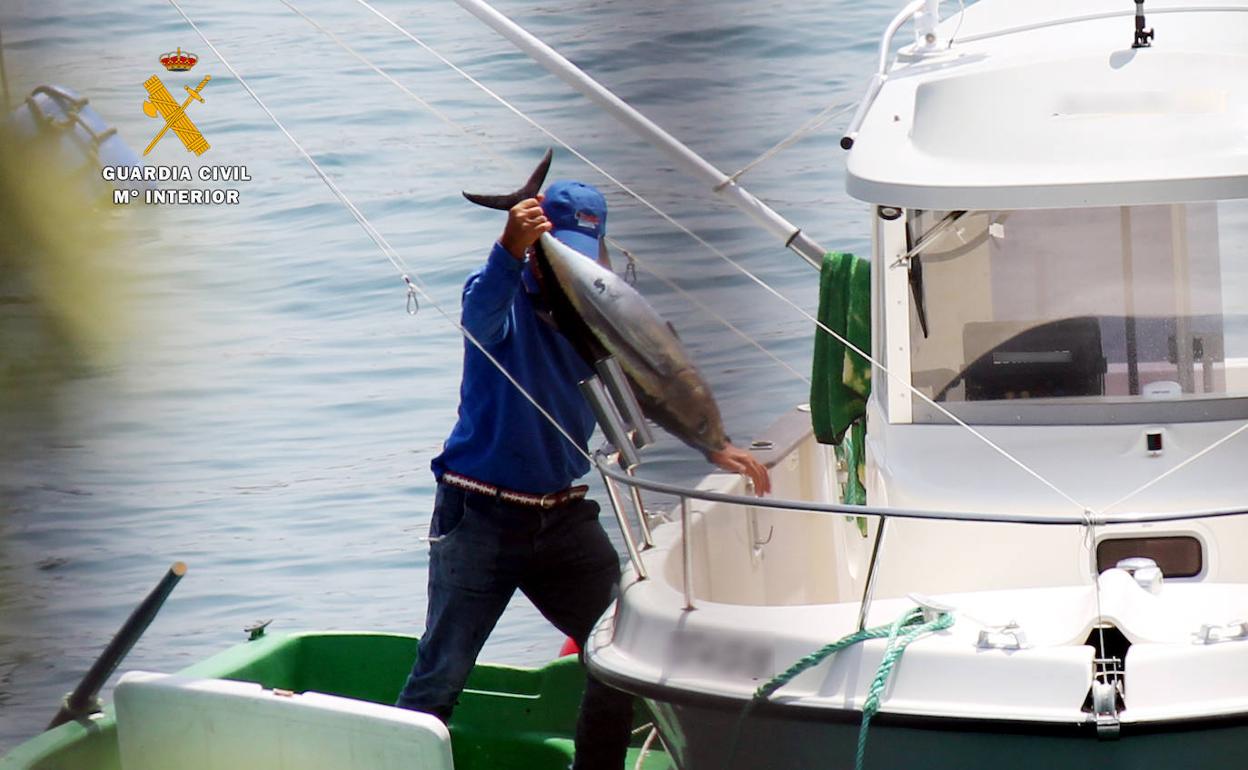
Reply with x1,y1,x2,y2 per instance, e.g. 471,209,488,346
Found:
1133,0,1154,48
46,562,187,730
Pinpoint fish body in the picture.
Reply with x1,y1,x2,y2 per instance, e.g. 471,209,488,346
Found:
536,232,728,455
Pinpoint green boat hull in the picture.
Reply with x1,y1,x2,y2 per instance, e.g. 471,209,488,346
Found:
0,631,668,770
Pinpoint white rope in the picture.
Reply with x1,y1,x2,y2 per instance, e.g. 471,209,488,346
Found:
280,0,810,387
346,0,1087,511
1097,420,1248,515
716,100,857,190
165,0,594,465
634,724,661,770
275,0,515,174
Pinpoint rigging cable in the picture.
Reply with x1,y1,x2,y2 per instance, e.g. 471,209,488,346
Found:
341,0,1089,511
1097,421,1248,515
716,99,858,190
277,0,811,387
165,0,594,467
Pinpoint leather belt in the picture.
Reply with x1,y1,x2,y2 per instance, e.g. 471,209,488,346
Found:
440,470,588,510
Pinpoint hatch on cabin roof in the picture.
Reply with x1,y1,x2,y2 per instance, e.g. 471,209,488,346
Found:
845,1,1248,209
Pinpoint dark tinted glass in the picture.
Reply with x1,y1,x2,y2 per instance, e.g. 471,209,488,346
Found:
1096,536,1203,578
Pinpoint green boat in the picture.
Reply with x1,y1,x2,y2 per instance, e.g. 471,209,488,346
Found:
0,630,670,770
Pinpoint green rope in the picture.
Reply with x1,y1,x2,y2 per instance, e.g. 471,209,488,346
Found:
752,606,954,770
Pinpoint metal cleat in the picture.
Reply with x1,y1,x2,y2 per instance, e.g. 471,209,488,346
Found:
976,621,1028,651
907,593,956,625
1195,620,1248,645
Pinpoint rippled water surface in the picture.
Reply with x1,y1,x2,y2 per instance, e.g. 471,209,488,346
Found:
0,0,893,748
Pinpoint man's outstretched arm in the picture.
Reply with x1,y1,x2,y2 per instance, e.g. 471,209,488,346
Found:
708,443,772,496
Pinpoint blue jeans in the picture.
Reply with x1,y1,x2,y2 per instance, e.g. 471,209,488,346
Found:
397,483,633,769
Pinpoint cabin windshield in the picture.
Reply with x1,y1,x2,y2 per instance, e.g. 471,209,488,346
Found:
907,202,1248,421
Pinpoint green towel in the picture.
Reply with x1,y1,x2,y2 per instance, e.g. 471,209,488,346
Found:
811,252,871,445
838,420,867,508
810,252,871,511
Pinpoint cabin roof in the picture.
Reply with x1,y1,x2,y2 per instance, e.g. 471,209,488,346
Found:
845,0,1248,209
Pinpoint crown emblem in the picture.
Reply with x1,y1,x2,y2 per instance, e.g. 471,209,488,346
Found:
159,47,198,72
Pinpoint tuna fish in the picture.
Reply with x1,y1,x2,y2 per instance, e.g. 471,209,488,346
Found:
462,150,729,456
534,231,728,455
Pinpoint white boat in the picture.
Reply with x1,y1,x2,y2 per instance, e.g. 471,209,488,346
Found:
582,1,1248,767
9,1,1244,767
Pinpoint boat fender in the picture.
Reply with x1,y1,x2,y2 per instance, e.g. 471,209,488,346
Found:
8,84,148,201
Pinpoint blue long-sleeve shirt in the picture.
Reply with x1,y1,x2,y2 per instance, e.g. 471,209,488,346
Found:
431,242,596,494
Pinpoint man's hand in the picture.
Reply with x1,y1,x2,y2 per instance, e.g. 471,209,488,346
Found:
708,442,772,497
499,195,551,260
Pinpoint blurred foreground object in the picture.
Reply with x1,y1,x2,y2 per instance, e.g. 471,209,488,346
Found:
1,81,143,457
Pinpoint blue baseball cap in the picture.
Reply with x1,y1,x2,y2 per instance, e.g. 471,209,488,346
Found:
542,180,607,259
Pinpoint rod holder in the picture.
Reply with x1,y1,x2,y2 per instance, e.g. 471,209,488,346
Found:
48,562,187,730
579,376,641,470
856,519,888,632
595,357,655,449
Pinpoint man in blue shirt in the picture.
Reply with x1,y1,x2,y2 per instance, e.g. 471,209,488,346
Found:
397,180,770,768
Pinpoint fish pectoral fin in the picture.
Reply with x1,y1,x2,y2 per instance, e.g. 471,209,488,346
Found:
462,147,554,211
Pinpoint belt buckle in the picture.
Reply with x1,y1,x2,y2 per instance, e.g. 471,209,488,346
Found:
538,491,558,509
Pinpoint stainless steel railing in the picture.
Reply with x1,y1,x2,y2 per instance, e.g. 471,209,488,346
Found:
594,452,1248,618
579,355,1248,621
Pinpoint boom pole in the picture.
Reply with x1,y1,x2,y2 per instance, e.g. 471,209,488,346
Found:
453,0,826,268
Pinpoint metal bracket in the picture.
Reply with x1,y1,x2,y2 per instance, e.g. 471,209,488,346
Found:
747,507,773,555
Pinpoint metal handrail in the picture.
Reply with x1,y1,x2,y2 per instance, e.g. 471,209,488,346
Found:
840,0,930,149
594,453,1248,614
596,455,1248,527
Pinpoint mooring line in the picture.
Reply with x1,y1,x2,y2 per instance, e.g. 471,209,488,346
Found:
279,0,812,387
343,0,1087,511
1097,420,1248,515
165,0,595,465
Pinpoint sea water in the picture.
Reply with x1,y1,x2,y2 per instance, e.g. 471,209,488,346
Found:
0,0,887,749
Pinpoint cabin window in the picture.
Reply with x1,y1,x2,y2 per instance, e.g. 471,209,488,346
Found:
904,201,1248,419
1096,535,1203,578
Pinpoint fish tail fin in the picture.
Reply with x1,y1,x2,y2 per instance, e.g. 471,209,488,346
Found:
461,147,554,210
